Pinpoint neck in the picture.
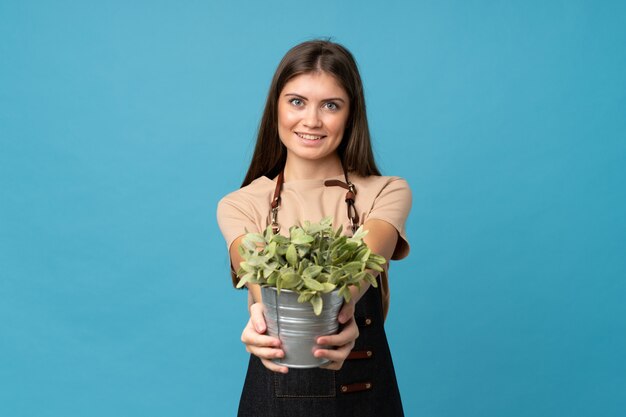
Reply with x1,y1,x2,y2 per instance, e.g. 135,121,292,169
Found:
283,153,343,182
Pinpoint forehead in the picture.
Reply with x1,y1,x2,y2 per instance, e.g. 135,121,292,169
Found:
281,71,348,98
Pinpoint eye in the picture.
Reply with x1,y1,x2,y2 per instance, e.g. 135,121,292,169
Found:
324,101,340,111
289,98,304,107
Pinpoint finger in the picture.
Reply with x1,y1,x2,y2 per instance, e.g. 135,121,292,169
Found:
317,319,358,347
241,322,282,347
261,358,289,374
315,339,355,363
316,338,356,371
249,303,267,333
247,345,285,361
337,300,355,324
242,332,282,348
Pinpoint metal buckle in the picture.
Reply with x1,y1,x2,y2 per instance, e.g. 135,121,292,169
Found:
270,206,280,233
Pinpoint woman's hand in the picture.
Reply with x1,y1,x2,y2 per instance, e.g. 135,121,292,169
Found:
241,301,289,374
314,299,360,371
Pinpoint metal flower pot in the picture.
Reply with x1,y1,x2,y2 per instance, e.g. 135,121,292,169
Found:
261,286,344,368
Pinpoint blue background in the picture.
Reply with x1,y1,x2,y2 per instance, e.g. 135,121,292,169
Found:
1,1,625,416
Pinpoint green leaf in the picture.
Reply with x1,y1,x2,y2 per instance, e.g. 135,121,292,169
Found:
351,271,367,284
317,272,331,283
311,251,320,265
292,234,314,245
263,261,278,276
236,272,254,288
298,291,315,303
342,261,364,274
353,246,367,259
270,234,289,245
311,294,323,316
351,226,368,240
286,244,297,267
321,282,336,293
332,250,351,265
242,237,257,251
338,284,351,302
281,271,301,289
239,261,255,273
297,247,310,258
320,216,333,227
365,261,384,272
266,272,278,285
246,233,265,243
246,256,265,267
368,253,387,265
328,268,342,284
302,277,325,291
266,241,277,258
365,272,379,287
302,265,323,279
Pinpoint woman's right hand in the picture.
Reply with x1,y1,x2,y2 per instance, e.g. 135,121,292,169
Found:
241,302,289,374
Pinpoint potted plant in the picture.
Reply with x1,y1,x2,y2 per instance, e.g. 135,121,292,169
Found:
236,217,386,368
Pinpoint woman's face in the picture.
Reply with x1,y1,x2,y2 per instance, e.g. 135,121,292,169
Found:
277,71,350,165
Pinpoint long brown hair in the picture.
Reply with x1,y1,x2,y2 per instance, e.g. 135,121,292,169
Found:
241,40,381,187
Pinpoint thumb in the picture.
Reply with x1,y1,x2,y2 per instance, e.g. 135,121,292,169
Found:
338,301,355,324
250,303,267,333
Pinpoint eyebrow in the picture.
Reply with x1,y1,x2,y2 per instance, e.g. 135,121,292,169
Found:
284,93,346,103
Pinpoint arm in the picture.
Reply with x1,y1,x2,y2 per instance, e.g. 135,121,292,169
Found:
314,218,400,369
230,235,289,374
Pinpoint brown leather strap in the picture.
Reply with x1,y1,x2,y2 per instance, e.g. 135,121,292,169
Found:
323,170,359,232
269,171,283,233
346,349,373,360
271,171,283,209
339,382,373,393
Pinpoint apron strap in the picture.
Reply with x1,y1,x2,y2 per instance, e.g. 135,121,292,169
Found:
267,169,359,234
269,171,283,234
324,170,360,233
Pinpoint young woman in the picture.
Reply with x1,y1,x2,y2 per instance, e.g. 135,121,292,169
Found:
217,39,411,417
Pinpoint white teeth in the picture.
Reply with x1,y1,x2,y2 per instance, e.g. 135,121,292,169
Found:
297,133,324,140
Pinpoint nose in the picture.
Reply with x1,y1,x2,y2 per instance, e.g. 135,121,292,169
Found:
303,107,322,128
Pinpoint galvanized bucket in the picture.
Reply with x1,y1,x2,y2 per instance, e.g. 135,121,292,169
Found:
261,286,343,368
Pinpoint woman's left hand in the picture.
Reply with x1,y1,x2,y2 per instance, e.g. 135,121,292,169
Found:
313,300,359,371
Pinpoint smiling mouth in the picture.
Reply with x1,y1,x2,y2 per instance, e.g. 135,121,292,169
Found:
296,132,326,141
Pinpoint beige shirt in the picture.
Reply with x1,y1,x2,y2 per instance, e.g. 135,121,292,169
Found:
216,173,412,318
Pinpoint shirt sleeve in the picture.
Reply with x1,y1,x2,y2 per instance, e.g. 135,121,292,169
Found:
216,195,263,288
364,177,412,260
216,195,260,253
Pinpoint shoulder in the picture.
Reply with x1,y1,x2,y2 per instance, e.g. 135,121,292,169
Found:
351,174,412,199
217,177,275,213
353,173,412,223
216,177,275,248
